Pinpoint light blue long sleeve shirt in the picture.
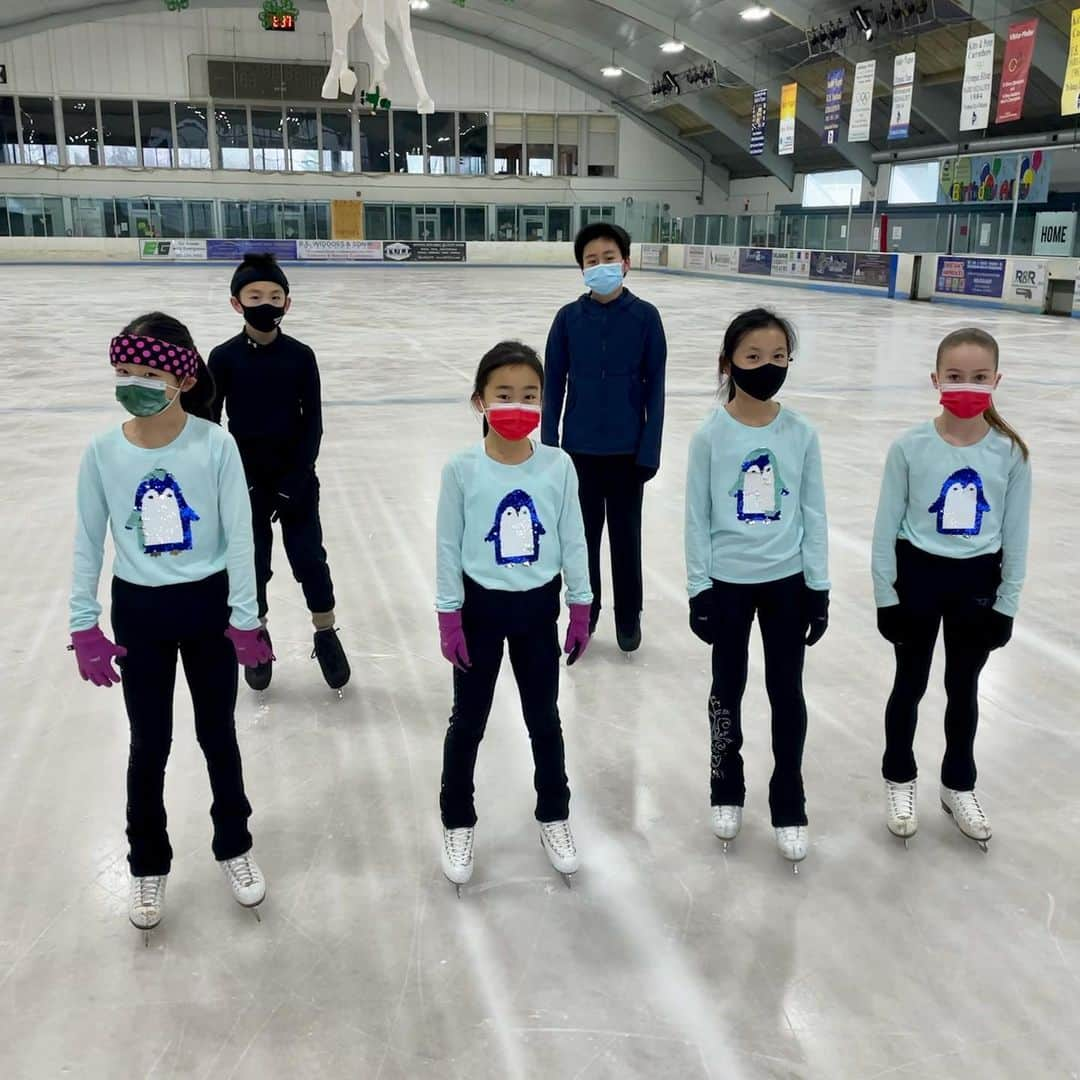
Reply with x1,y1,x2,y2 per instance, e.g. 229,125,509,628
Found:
685,406,830,597
70,416,259,632
436,441,592,612
871,421,1032,616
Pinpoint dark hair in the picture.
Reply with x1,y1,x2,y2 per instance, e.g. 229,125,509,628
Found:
573,223,631,268
936,327,1028,460
230,252,290,298
718,308,797,402
472,341,545,435
122,312,217,422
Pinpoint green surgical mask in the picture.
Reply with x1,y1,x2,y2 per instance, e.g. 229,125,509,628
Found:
115,375,179,417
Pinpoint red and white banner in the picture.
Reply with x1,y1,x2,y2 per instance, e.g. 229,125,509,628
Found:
996,19,1038,123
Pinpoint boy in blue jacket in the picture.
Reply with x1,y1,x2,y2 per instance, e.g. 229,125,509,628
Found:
542,224,667,652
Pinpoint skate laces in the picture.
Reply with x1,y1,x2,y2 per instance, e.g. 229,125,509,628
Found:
225,854,259,888
133,876,163,909
541,821,576,857
953,790,987,827
888,782,916,819
444,828,473,866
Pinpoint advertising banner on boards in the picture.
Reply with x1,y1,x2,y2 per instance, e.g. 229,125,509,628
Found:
684,245,707,270
206,239,298,261
738,248,773,275
809,251,855,283
935,257,1006,298
297,240,384,261
139,239,207,260
382,241,466,262
853,253,893,289
771,249,810,278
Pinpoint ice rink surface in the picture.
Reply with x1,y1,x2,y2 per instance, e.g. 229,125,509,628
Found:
0,263,1077,1079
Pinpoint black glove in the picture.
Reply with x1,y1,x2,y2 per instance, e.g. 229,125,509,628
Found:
636,463,658,484
982,609,1013,651
877,605,907,645
689,591,716,645
804,588,829,647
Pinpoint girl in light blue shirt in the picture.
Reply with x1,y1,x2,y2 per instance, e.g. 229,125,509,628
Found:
68,313,271,939
684,309,830,871
435,342,592,892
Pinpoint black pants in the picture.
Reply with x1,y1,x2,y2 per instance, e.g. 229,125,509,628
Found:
708,574,808,827
250,476,335,620
440,576,569,829
883,540,1000,791
111,572,253,877
570,453,644,627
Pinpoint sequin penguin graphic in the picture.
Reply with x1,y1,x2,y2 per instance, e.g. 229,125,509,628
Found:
485,489,546,566
929,466,990,536
729,448,788,522
126,469,200,555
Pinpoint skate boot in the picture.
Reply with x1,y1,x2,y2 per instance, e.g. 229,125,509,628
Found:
711,805,742,851
441,826,474,895
245,629,273,692
615,617,641,654
775,826,808,873
312,628,351,692
539,819,580,886
129,874,167,944
220,852,266,917
940,785,991,851
885,779,918,843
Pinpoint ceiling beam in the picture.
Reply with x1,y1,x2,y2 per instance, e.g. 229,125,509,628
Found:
680,95,795,188
588,0,879,180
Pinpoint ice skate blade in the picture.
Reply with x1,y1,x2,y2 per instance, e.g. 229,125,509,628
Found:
941,801,991,850
561,871,575,890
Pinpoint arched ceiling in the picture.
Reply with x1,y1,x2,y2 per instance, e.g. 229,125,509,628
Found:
1,0,1076,188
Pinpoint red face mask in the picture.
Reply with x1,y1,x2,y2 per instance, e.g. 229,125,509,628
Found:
486,403,541,441
939,383,993,420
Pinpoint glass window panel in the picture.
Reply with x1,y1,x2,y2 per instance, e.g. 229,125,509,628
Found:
250,202,277,237
496,205,518,240
70,197,107,237
6,196,39,236
216,107,250,170
426,111,456,174
802,169,862,208
307,202,330,239
19,98,59,165
557,115,579,177
63,99,98,165
458,111,487,175
322,109,356,172
0,98,19,164
100,100,137,166
494,113,522,176
356,111,389,172
548,206,572,242
251,109,285,171
221,201,250,238
392,112,423,173
520,205,546,242
185,200,214,238
526,114,554,177
364,204,391,240
175,102,210,168
587,115,617,178
138,101,173,168
150,199,185,238
440,205,455,239
286,108,319,171
0,198,9,236
393,204,413,238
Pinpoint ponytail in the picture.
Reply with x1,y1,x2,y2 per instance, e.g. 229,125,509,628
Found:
984,404,1029,461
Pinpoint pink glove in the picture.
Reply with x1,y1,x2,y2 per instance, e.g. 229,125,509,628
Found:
70,626,127,688
564,604,592,666
225,626,274,669
438,611,471,672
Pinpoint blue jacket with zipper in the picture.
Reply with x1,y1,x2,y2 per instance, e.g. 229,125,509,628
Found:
541,288,667,471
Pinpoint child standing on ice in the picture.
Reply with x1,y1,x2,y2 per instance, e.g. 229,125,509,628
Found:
69,313,270,938
684,308,830,871
435,341,592,890
872,327,1031,849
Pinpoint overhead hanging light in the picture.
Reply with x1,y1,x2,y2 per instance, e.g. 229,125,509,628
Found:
409,0,430,10
601,48,623,78
740,6,772,20
660,19,685,52
851,5,873,40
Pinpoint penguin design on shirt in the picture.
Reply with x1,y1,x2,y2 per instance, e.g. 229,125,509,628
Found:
126,469,200,555
729,449,789,522
485,489,546,566
929,466,990,536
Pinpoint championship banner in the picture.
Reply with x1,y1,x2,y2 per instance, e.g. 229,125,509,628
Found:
959,34,995,131
778,83,797,156
888,52,916,140
1062,9,1080,117
849,60,876,143
750,89,768,156
823,68,844,146
996,19,1038,123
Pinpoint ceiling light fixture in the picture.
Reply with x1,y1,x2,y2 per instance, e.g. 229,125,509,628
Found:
851,5,873,40
409,0,430,10
740,6,772,20
602,65,624,77
660,18,685,52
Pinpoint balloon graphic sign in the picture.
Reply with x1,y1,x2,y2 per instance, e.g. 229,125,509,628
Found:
938,151,1049,204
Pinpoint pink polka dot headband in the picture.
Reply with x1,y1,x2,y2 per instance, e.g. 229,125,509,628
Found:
109,334,200,381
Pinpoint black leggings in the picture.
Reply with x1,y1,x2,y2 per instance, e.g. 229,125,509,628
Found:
708,573,808,827
883,541,1000,791
111,572,252,877
440,576,569,829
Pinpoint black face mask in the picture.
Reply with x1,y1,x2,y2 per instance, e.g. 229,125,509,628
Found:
730,362,788,401
242,303,286,333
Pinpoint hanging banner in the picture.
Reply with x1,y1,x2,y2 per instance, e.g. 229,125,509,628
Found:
778,83,797,156
996,19,1038,123
849,60,876,142
938,152,1050,204
889,53,916,140
1063,9,1080,116
823,68,844,146
750,88,768,156
959,34,995,131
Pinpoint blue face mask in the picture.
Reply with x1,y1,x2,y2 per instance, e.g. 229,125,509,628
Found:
583,262,624,296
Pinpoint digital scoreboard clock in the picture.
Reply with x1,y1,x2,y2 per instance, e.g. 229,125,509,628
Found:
260,2,299,30
265,13,296,30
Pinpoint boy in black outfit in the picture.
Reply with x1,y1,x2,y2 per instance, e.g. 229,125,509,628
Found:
209,253,350,691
